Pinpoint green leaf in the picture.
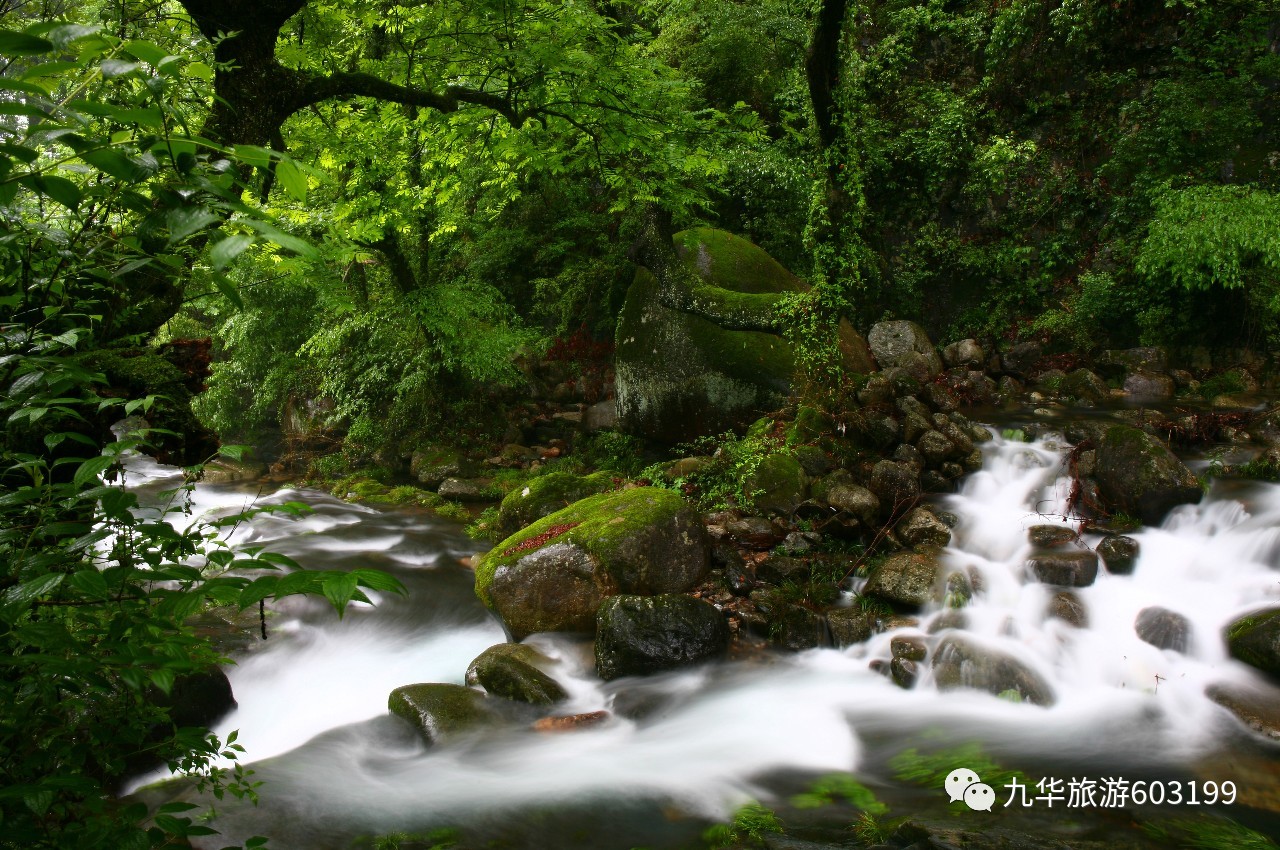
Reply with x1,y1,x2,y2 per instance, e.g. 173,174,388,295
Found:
322,572,361,615
187,62,214,81
149,668,175,695
212,272,244,309
79,147,143,181
210,234,253,271
2,574,64,609
68,569,111,600
350,568,407,595
72,454,114,488
243,219,318,258
35,175,82,210
237,576,279,609
121,40,170,67
100,59,141,78
233,144,274,170
166,206,220,244
39,23,100,49
275,158,307,202
0,102,47,117
0,30,54,55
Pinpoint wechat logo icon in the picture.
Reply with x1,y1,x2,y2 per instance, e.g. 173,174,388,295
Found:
945,767,996,812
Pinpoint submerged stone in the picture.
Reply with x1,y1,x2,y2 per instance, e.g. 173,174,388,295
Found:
932,635,1056,706
388,683,497,745
465,643,568,705
1225,607,1280,680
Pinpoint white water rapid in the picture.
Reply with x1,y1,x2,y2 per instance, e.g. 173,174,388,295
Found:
128,431,1280,848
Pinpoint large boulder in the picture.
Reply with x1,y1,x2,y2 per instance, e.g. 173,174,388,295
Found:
867,320,944,377
496,471,616,536
387,683,497,745
595,594,729,680
863,549,940,608
868,460,921,511
615,229,875,443
465,643,568,705
746,452,808,516
1135,607,1193,653
1093,425,1202,524
1226,608,1280,680
411,446,477,489
475,488,710,638
931,635,1056,706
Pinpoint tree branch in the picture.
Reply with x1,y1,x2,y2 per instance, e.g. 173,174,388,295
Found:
296,71,530,128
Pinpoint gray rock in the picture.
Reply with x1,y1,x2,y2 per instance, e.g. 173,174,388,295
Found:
826,608,874,647
1025,550,1099,587
868,461,920,513
582,399,618,431
942,338,984,369
488,543,616,638
437,477,495,502
465,643,568,705
890,657,919,689
1099,346,1168,375
411,448,477,488
1094,425,1201,524
1047,591,1087,627
1027,525,1076,547
863,550,940,608
595,594,729,680
898,507,952,548
1096,535,1139,574
1059,368,1109,403
1225,607,1280,680
893,442,925,469
891,635,927,661
932,635,1056,706
756,554,811,585
916,430,955,466
1208,682,1280,742
902,411,934,444
772,605,831,651
868,320,943,376
388,683,497,744
726,516,783,549
1001,342,1042,377
1123,370,1175,400
747,452,808,516
1135,607,1193,653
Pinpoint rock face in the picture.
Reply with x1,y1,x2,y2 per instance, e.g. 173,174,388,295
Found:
1093,425,1202,524
388,683,496,744
932,635,1056,706
595,594,729,680
615,228,874,443
1226,608,1280,679
496,471,615,536
868,320,944,377
465,643,568,705
1025,550,1099,587
476,488,711,639
863,550,940,608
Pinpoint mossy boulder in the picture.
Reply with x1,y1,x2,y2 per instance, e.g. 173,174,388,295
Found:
746,452,808,516
465,643,568,705
475,488,710,638
615,228,872,443
410,446,477,489
387,683,497,745
595,594,729,680
496,471,616,536
1226,608,1280,680
863,549,941,609
1094,425,1202,524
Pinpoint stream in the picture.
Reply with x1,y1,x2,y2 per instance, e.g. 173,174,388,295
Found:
125,426,1280,848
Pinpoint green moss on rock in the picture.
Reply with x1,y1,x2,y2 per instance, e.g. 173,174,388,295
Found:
465,643,568,705
496,471,616,537
387,683,496,744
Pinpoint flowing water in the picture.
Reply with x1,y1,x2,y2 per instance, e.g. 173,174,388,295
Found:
126,429,1280,847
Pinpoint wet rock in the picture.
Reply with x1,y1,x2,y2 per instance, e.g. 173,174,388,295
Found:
869,460,922,513
893,442,925,469
1036,368,1067,389
998,375,1025,397
747,452,808,516
1208,682,1280,742
1001,342,1042,377
826,608,875,647
942,338,984,369
437,477,495,502
1027,525,1076,547
163,668,237,730
1123,370,1175,400
780,531,821,555
817,475,881,524
868,320,944,376
902,411,934,444
757,554,811,585
582,399,617,432
1059,368,1110,403
388,683,497,744
726,516,784,549
923,382,960,412
891,635,927,661
477,488,710,638
1099,346,1167,376
928,610,968,633
933,415,975,454
865,415,902,446
1096,535,1139,574
920,470,953,493
791,445,833,477
1135,607,1193,653
532,710,611,733
595,594,730,680
939,462,965,480
496,470,615,536
1047,591,1087,627
932,635,1056,706
1025,550,1099,587
773,605,831,651
1094,425,1201,524
943,572,972,608
916,430,955,466
465,643,568,705
891,657,920,689
863,549,940,608
898,507,952,548
1225,608,1280,679
725,563,755,597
